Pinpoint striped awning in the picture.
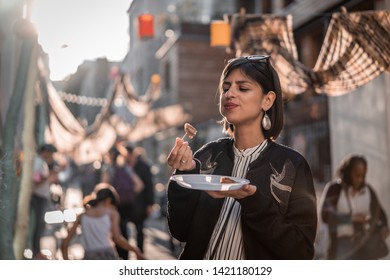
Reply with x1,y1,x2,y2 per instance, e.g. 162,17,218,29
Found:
230,10,390,96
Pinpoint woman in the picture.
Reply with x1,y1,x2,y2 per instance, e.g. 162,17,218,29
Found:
321,154,389,259
61,183,144,260
166,55,317,260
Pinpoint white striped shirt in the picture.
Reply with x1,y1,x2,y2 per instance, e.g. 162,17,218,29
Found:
204,140,268,259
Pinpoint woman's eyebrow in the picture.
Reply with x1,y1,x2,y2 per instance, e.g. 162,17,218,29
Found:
223,80,251,85
235,80,252,85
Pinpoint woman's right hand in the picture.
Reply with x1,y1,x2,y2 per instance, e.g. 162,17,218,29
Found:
167,137,195,171
207,184,257,200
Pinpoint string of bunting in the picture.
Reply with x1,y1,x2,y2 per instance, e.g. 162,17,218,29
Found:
58,91,108,107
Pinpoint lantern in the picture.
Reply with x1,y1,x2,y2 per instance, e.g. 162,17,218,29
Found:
138,13,154,39
210,20,231,47
151,74,161,84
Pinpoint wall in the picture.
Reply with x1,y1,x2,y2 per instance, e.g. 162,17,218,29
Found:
0,0,24,145
176,23,234,124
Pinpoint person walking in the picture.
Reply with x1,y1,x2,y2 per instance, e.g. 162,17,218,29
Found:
166,55,317,259
101,146,143,259
125,144,155,253
320,154,389,259
30,143,58,259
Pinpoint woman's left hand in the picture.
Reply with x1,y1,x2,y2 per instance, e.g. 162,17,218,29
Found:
206,184,257,199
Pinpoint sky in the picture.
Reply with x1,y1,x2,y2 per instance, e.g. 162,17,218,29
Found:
31,0,132,81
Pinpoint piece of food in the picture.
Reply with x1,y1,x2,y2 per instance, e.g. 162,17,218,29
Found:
183,123,197,139
220,177,238,184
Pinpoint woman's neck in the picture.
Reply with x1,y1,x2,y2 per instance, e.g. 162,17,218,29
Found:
233,127,265,150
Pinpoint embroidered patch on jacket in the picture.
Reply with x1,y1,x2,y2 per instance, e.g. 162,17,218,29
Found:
269,159,295,214
199,151,222,174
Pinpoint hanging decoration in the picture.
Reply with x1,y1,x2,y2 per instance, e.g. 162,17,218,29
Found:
313,10,390,95
210,20,231,47
138,13,155,39
38,64,188,164
230,13,313,97
229,10,390,96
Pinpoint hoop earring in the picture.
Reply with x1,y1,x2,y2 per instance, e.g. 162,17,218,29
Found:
262,111,271,131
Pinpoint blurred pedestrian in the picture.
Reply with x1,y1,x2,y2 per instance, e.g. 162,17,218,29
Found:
101,146,143,259
30,143,58,259
79,162,101,198
125,144,155,253
166,55,317,259
321,153,389,259
61,182,144,260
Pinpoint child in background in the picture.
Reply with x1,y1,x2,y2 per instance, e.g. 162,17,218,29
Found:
61,183,144,260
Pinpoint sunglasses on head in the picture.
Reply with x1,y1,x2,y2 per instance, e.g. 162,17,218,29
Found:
227,55,271,64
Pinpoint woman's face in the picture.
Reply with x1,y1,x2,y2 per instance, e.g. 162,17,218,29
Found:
219,68,266,129
350,162,367,189
41,151,55,165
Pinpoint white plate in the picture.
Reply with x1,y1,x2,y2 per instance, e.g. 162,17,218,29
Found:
170,174,249,191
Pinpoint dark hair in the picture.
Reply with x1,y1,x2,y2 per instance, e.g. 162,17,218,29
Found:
109,147,120,159
124,142,135,153
38,144,57,153
218,56,284,140
83,194,98,208
336,154,367,186
93,182,119,207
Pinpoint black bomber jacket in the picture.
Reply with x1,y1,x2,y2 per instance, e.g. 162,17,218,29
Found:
167,138,317,260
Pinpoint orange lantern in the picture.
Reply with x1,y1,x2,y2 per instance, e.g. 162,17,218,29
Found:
210,20,231,47
151,74,160,84
138,13,154,39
